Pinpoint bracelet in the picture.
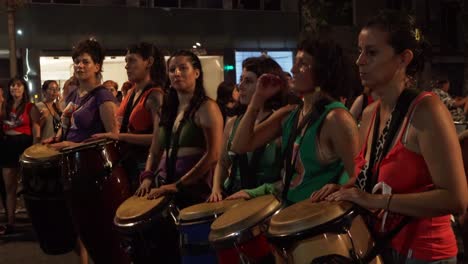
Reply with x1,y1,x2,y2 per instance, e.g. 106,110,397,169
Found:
139,170,154,183
385,194,393,211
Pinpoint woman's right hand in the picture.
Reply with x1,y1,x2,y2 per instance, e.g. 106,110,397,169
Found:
251,73,283,107
42,137,56,144
207,189,223,203
226,190,251,200
135,178,152,197
310,184,342,202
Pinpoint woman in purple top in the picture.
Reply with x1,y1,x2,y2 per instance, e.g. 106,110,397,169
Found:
50,39,117,149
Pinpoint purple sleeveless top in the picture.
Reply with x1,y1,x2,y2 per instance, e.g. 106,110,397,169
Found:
66,86,116,143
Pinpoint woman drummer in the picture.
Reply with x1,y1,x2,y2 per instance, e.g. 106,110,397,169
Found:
49,38,117,149
208,56,287,202
227,35,359,205
316,11,467,263
135,50,223,208
93,42,166,190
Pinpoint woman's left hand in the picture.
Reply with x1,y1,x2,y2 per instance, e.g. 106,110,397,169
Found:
50,141,79,150
92,132,119,141
325,187,377,209
147,184,178,200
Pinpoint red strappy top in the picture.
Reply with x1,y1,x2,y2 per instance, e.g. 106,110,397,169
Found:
354,92,457,261
117,86,163,134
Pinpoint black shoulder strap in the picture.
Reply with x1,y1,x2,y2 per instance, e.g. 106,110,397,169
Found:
281,98,330,201
238,112,274,189
362,88,421,262
366,88,420,190
165,111,190,183
362,93,369,110
120,83,154,133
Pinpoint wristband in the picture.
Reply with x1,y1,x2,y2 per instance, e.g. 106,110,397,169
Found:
385,194,393,211
139,170,154,183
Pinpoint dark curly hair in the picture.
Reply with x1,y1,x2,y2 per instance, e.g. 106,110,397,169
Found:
364,10,428,77
242,56,288,110
161,50,208,133
297,34,353,100
41,80,59,92
5,76,30,119
127,42,167,88
72,38,105,76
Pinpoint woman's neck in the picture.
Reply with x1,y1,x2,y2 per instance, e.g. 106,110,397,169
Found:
134,75,152,92
177,91,194,110
79,78,100,93
302,90,322,114
375,79,406,113
13,97,22,106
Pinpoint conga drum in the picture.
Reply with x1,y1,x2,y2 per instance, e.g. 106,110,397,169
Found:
114,194,180,264
178,199,245,263
20,144,76,255
61,139,131,264
209,195,282,264
266,200,383,264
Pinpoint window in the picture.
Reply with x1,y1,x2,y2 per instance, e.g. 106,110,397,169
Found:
235,51,293,83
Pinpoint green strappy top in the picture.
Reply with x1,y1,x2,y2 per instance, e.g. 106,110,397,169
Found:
245,102,349,203
159,118,206,149
223,116,281,193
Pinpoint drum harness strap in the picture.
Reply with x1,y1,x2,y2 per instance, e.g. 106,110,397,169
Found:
118,83,155,169
120,82,155,134
361,88,420,264
281,97,337,202
225,112,274,193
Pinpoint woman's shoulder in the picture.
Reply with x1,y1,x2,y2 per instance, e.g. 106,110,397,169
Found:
94,86,116,103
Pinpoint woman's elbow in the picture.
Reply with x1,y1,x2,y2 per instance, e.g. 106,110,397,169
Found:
447,192,468,215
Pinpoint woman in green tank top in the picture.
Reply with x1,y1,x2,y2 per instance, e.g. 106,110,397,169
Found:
227,35,360,204
208,56,291,202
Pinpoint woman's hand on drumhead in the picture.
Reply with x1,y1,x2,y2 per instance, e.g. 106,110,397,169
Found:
147,184,177,200
42,137,56,144
225,190,251,200
207,191,223,203
91,132,119,141
310,184,342,202
325,187,374,209
135,178,152,197
49,141,79,150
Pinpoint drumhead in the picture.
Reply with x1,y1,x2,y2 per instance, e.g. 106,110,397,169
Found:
61,138,112,153
210,195,281,239
22,144,61,160
179,199,245,222
115,194,170,223
268,200,353,236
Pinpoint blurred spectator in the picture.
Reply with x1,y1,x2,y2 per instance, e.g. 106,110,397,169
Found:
121,81,133,99
32,80,62,143
432,79,468,123
103,80,119,98
60,77,79,110
216,80,239,125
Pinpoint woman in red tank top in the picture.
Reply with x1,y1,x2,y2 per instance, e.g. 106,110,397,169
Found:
312,10,468,263
0,77,40,236
92,42,166,191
